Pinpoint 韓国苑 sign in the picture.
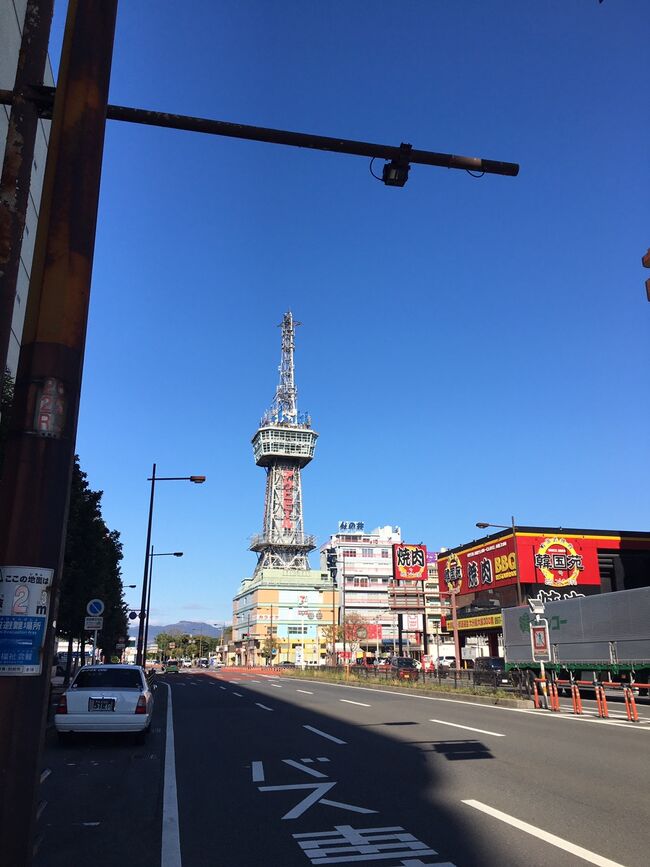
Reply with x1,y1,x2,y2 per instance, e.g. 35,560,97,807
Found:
0,565,53,676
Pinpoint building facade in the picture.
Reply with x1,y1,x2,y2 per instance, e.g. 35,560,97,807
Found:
1,0,54,376
438,525,650,658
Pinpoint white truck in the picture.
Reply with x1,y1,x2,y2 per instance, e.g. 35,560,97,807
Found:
502,587,650,693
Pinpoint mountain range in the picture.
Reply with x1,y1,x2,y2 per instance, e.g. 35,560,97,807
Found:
127,620,225,640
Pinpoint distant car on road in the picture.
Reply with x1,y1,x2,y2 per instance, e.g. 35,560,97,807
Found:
389,657,419,681
278,661,296,668
473,656,510,686
181,660,192,668
435,656,457,669
54,664,153,743
164,659,179,673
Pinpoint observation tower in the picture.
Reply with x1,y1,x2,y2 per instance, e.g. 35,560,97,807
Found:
250,312,318,574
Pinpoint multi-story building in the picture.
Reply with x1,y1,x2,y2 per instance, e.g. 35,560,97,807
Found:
320,524,404,658
1,1,54,376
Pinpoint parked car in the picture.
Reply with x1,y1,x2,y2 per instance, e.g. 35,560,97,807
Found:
278,661,296,668
389,657,420,681
164,659,179,673
181,659,192,668
435,656,457,669
473,656,510,686
54,664,154,743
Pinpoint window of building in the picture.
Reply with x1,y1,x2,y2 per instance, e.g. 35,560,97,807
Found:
343,549,357,558
353,577,369,588
381,549,390,558
362,548,374,557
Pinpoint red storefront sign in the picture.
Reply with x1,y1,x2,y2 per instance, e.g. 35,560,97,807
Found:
439,532,609,595
393,544,428,581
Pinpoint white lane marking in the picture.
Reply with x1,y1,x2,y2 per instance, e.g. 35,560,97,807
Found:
249,680,261,683
463,800,625,866
219,686,226,690
340,699,371,707
161,682,182,867
429,719,505,737
296,689,313,695
271,684,283,688
290,679,650,732
251,761,265,782
303,725,347,744
256,703,274,711
283,759,328,779
233,692,243,697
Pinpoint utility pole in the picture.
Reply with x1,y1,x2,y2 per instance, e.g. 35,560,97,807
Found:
0,3,117,862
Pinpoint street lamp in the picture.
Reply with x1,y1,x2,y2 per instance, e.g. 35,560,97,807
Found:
136,463,205,664
475,516,523,606
142,549,183,667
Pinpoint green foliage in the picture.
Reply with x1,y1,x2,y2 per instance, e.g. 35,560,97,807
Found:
57,456,127,659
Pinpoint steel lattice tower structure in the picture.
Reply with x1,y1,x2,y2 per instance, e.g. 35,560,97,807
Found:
250,312,318,574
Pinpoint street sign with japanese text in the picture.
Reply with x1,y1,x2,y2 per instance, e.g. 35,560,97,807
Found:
0,565,53,675
84,616,103,630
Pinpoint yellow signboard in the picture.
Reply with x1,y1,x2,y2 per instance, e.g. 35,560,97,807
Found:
456,613,503,631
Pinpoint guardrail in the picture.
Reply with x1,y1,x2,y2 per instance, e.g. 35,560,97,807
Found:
532,675,646,722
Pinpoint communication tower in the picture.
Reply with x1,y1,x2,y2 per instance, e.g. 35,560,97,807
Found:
250,312,318,573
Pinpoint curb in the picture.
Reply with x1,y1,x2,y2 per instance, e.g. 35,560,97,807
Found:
275,674,534,709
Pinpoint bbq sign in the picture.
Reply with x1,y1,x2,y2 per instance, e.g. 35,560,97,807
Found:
392,544,427,581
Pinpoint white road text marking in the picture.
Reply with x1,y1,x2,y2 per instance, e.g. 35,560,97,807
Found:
303,725,346,744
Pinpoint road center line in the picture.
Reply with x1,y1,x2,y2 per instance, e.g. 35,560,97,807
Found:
430,719,505,737
256,703,274,711
296,689,313,694
462,800,625,866
303,725,347,744
340,699,371,707
161,682,182,867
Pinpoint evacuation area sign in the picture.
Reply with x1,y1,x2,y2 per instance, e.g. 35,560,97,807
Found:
0,565,54,676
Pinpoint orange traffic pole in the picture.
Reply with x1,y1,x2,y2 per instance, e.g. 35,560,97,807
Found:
533,680,540,709
571,684,583,715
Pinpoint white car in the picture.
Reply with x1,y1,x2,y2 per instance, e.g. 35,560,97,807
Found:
55,664,154,743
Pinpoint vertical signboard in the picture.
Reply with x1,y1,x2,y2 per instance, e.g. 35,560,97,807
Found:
392,544,428,581
0,566,53,675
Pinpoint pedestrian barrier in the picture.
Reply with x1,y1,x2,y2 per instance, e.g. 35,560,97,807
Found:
623,686,639,722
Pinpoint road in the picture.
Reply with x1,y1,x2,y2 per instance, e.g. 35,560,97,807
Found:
35,669,650,866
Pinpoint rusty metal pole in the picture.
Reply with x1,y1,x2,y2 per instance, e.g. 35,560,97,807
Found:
0,2,117,863
0,0,54,382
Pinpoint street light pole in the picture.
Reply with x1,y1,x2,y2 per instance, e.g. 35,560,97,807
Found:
142,549,183,668
476,517,523,606
136,468,205,665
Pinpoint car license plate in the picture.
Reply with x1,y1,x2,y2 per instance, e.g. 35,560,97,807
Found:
89,697,115,712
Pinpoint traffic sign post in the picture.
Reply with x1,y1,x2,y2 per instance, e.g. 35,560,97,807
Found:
84,616,104,665
86,598,104,616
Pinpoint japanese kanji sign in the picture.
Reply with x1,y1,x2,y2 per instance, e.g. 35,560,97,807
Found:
393,545,427,582
0,565,53,675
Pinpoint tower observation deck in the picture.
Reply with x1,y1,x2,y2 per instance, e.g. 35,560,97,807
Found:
250,311,318,573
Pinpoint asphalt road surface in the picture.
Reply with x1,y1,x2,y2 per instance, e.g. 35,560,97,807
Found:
35,670,650,867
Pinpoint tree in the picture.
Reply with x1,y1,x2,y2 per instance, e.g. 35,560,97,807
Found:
342,613,370,661
57,457,127,677
260,632,277,664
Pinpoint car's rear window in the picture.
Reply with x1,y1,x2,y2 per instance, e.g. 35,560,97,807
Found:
394,658,416,667
73,668,143,689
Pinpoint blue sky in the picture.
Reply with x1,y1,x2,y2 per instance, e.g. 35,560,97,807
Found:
48,1,649,625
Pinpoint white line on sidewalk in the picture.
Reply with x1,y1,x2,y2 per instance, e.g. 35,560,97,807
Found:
296,689,313,694
430,719,505,737
256,703,274,711
462,800,625,866
303,725,346,744
340,699,371,707
161,682,182,867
